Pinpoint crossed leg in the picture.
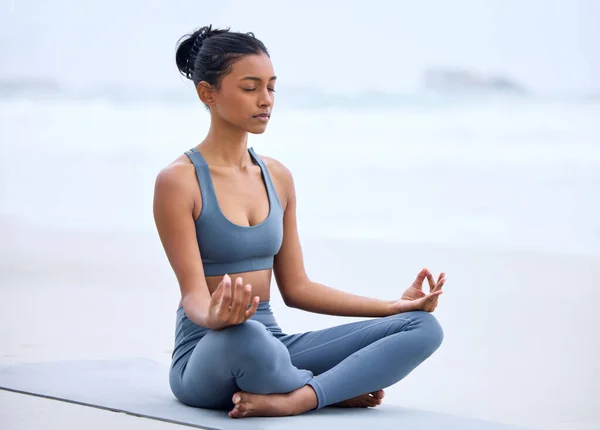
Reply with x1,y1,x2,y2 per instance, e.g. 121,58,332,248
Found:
170,311,443,418
228,310,444,416
280,310,444,409
169,319,313,410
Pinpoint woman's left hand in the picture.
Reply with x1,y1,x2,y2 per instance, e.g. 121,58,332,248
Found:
391,268,446,314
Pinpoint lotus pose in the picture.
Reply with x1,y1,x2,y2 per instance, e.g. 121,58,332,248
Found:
153,25,446,419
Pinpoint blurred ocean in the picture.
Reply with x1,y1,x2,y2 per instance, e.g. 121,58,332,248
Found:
1,93,599,257
2,92,600,430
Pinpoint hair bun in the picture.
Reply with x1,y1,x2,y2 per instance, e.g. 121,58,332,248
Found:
188,26,214,64
175,25,231,80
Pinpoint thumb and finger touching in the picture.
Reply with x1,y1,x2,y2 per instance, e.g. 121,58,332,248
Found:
412,268,428,290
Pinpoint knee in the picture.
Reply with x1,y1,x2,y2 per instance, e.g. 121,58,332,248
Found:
415,312,444,353
390,311,444,355
211,320,269,346
214,320,292,374
209,320,275,358
221,319,267,338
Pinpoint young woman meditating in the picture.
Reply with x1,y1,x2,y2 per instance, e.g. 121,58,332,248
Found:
153,25,446,419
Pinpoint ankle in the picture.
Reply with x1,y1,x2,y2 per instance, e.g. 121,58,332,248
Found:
287,385,318,415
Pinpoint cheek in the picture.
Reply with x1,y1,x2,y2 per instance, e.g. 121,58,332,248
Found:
216,91,251,122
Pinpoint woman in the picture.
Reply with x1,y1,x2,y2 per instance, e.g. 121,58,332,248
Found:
153,25,446,419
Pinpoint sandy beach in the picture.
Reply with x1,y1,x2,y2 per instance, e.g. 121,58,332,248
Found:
1,217,599,430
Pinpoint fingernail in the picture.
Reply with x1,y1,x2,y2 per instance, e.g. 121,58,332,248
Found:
233,395,240,404
224,274,230,283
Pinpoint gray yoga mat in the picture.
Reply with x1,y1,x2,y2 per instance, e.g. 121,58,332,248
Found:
0,358,532,429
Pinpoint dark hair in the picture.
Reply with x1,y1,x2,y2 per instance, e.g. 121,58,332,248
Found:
175,25,269,89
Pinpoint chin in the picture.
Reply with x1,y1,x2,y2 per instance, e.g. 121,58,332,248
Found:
246,124,269,135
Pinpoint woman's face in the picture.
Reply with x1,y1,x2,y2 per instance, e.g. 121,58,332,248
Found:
204,53,277,134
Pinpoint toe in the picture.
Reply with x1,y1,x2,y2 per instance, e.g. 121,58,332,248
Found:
359,394,375,408
230,404,248,418
371,390,385,400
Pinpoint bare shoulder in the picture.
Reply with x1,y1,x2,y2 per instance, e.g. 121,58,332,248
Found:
154,154,199,213
155,154,196,191
258,154,294,186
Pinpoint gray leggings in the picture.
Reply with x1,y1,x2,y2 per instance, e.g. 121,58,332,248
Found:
169,301,444,410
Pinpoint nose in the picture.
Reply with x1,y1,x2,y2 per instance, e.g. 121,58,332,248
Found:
258,88,273,108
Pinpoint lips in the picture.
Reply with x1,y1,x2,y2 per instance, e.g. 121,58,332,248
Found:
253,113,270,118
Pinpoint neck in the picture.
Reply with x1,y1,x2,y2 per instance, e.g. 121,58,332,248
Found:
198,115,251,168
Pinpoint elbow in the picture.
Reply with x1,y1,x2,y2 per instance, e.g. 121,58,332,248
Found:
282,293,299,309
280,280,309,309
279,284,300,308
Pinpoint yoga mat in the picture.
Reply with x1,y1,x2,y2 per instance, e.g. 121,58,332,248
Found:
0,358,532,429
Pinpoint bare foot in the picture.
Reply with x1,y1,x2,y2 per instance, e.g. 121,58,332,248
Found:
332,390,385,408
228,385,317,418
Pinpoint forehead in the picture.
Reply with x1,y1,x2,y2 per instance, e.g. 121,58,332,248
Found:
227,53,275,80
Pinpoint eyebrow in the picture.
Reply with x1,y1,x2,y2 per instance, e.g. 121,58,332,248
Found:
240,76,277,82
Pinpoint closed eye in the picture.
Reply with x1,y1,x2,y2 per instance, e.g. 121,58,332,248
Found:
243,88,276,92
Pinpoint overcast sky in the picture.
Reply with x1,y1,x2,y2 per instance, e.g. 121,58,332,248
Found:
1,0,599,94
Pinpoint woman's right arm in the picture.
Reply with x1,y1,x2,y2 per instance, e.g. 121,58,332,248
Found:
152,163,259,330
153,164,213,328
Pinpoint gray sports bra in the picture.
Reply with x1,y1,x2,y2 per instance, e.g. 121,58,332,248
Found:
184,147,284,277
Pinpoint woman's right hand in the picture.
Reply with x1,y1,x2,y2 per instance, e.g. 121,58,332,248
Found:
206,274,260,330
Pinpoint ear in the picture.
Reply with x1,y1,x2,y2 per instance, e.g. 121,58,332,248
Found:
196,81,216,106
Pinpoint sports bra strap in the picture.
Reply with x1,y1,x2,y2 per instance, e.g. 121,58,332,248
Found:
248,148,283,210
184,148,217,213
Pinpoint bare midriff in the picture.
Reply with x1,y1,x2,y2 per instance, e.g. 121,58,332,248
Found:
177,268,273,308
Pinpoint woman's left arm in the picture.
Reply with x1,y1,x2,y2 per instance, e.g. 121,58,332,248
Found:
269,159,397,317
